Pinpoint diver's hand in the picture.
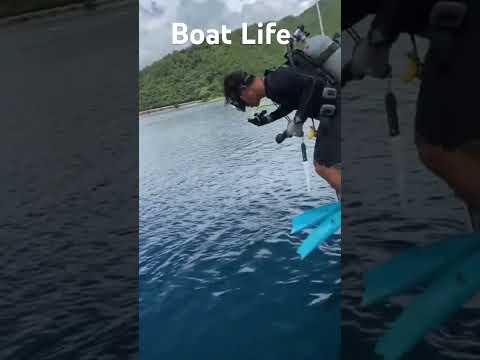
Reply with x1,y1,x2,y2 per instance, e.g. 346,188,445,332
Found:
248,110,270,126
276,123,303,144
286,120,304,137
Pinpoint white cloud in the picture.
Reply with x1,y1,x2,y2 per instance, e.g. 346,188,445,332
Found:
139,0,317,69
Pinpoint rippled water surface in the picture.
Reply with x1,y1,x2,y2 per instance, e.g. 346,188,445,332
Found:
2,7,138,359
140,102,340,360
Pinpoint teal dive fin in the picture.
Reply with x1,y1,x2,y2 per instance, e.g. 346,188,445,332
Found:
297,208,341,259
291,202,340,235
363,233,480,306
375,248,480,360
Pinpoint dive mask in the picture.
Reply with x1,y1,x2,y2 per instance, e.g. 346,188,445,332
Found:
227,72,254,112
228,97,247,112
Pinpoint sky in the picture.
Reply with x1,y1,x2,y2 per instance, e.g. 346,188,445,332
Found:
139,0,317,69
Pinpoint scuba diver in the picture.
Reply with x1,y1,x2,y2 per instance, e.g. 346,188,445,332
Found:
222,17,343,260
223,68,341,194
342,0,480,229
223,25,342,195
343,2,480,359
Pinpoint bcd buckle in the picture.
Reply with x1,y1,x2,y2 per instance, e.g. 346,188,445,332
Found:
319,104,336,117
322,87,337,100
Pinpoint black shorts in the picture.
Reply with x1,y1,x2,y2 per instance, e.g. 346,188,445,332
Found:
313,112,341,167
415,3,480,150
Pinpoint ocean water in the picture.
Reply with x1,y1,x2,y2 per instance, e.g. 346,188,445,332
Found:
1,7,138,359
341,28,480,359
140,101,340,360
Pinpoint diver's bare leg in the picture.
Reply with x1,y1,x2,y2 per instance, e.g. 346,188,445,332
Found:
314,162,341,195
417,143,480,208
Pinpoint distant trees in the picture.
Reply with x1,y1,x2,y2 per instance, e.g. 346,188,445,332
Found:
139,1,340,111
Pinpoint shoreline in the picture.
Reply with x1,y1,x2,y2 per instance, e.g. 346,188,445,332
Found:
139,98,276,119
139,97,223,117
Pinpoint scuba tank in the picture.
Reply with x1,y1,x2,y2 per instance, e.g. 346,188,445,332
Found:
274,25,341,145
285,25,341,85
303,34,341,83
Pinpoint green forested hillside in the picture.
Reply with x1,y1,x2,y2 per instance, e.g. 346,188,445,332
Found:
139,1,340,111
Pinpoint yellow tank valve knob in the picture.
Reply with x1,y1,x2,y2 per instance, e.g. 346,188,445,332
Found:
401,52,422,83
307,126,317,140
401,59,417,83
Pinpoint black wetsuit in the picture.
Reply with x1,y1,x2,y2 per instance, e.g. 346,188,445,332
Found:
264,67,341,167
343,0,480,149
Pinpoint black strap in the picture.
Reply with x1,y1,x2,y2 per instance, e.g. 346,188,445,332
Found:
286,50,337,86
346,27,361,43
312,41,340,68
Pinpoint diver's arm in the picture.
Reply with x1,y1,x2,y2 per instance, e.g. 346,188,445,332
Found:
264,67,315,123
295,75,319,123
268,105,295,121
248,107,292,127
